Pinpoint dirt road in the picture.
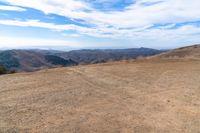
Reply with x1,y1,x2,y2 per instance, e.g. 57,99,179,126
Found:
0,59,200,133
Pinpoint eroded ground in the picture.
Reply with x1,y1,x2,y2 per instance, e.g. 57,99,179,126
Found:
0,59,200,133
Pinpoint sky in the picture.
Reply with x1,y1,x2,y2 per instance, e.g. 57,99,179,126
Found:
0,0,200,50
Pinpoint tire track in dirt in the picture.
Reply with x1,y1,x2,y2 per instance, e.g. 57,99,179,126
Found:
69,67,143,109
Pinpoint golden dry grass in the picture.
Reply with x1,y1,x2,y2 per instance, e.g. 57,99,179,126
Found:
0,59,200,133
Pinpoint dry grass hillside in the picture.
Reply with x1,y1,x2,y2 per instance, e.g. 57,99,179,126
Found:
0,46,200,133
154,44,200,59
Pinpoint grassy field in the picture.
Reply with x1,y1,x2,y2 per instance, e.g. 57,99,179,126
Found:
0,59,200,133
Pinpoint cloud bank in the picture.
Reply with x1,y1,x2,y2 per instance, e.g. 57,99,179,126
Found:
0,0,200,48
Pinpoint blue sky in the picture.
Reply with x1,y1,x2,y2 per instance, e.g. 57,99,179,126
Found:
0,0,200,50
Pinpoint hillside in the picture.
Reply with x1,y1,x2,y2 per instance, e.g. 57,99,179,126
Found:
154,44,200,59
0,50,77,72
57,47,164,64
0,44,200,132
0,59,200,133
0,48,164,72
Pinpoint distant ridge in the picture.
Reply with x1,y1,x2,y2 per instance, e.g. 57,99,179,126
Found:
0,50,77,72
0,48,164,72
57,47,164,64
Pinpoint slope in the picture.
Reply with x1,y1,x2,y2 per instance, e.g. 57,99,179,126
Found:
0,59,200,132
57,47,164,64
154,44,200,59
0,50,77,72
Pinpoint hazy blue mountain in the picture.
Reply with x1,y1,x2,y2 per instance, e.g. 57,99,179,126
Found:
0,50,77,72
0,48,165,72
57,48,165,64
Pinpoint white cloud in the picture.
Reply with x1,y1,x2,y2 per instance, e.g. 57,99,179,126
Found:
1,0,200,28
0,0,200,48
0,19,101,37
0,36,82,48
0,5,26,11
1,19,200,43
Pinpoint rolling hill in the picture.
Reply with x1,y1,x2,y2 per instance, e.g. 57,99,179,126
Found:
0,45,200,132
0,50,77,72
57,47,164,64
0,48,164,72
154,44,200,59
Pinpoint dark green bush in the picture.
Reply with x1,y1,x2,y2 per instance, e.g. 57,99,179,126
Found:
9,70,16,74
0,65,7,75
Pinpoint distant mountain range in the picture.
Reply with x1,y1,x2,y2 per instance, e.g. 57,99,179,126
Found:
57,48,165,64
0,48,165,72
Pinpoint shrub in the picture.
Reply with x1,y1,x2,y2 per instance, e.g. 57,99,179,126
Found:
9,70,16,74
0,65,7,75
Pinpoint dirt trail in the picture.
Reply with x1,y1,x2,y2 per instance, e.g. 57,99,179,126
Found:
0,59,200,133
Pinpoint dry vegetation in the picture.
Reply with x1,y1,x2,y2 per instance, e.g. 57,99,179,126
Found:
0,58,200,133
